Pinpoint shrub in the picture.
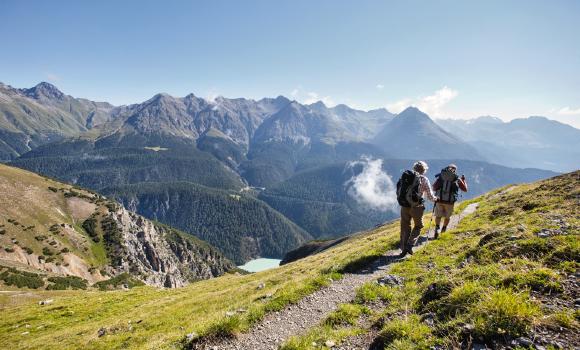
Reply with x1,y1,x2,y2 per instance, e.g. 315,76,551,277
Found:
0,268,44,289
204,314,242,338
42,247,54,256
501,268,562,293
355,282,393,304
472,289,540,340
48,186,58,192
325,304,369,327
94,273,145,291
379,314,432,347
46,276,88,290
82,217,100,242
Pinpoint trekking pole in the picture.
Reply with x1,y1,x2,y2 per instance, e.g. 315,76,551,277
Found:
424,203,436,241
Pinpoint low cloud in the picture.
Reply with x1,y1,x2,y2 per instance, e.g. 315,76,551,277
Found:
290,87,336,107
387,86,458,117
345,156,398,212
557,106,580,115
376,84,384,90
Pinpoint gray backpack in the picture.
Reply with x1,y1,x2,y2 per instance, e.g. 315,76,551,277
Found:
436,168,459,203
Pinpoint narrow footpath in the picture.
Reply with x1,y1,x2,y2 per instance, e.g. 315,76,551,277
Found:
195,203,479,350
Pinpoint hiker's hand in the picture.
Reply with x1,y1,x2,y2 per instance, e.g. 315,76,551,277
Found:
461,174,465,180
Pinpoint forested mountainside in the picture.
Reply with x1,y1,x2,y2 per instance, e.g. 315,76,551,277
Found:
0,164,234,289
102,182,311,264
260,159,557,238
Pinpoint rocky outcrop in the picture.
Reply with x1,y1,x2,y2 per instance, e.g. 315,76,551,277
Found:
105,206,235,288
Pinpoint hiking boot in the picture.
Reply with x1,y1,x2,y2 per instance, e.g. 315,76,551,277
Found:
399,249,408,258
441,226,447,233
433,225,440,239
406,246,414,255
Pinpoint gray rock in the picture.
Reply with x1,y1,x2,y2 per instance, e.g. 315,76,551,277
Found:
376,274,404,286
38,299,53,306
97,327,107,337
513,337,533,347
257,282,266,290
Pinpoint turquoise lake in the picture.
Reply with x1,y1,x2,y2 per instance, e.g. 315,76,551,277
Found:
238,258,281,272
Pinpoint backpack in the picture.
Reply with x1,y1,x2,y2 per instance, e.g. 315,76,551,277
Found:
396,170,423,207
435,168,459,203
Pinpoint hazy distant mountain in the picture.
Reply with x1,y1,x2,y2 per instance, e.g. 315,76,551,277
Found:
0,82,114,160
437,116,580,172
373,107,483,160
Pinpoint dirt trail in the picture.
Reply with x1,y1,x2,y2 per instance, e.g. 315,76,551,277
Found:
196,203,478,350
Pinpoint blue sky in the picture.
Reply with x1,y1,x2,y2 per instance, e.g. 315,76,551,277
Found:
1,0,579,126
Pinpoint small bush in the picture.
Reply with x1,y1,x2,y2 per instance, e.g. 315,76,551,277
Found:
472,289,540,340
502,268,562,293
46,276,88,290
325,304,369,327
0,268,44,289
355,282,393,304
48,186,58,192
82,217,100,243
94,273,144,291
205,314,242,338
42,247,54,256
379,314,432,347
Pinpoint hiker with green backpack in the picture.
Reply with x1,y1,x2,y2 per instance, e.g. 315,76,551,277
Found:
432,164,468,238
396,161,438,257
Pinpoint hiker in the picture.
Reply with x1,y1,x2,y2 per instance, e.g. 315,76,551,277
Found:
432,164,468,238
396,161,438,257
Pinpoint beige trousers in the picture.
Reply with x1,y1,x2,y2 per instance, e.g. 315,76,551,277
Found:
400,205,425,250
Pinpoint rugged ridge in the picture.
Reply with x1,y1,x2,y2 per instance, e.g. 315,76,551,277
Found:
103,205,234,287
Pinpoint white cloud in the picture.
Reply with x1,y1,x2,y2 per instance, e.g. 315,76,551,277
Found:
386,98,413,114
376,84,384,90
386,86,459,117
205,88,220,103
557,106,580,115
293,89,335,107
345,156,398,212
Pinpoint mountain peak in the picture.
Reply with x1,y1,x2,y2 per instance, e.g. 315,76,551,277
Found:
394,106,431,123
24,82,65,100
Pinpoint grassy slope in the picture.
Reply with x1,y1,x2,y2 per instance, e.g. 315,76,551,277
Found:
282,172,579,349
0,164,103,269
1,171,577,349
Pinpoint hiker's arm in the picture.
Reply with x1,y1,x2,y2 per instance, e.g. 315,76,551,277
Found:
420,177,438,202
458,177,468,192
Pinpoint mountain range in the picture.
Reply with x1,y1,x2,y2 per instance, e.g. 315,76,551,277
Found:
437,116,580,172
0,81,572,263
